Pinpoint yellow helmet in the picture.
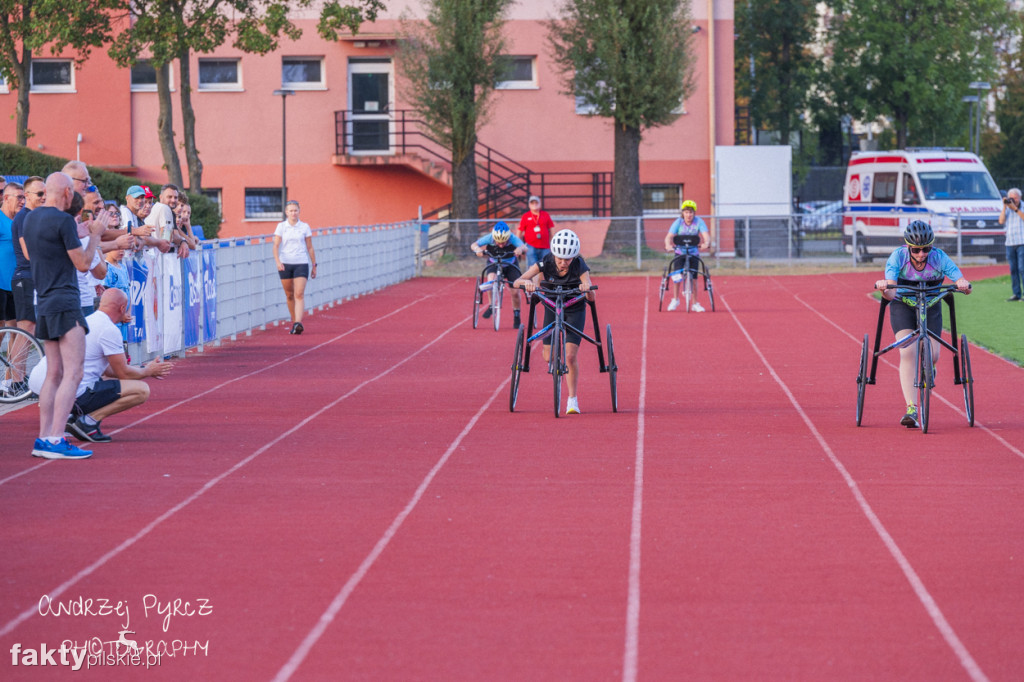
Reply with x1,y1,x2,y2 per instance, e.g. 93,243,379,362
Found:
681,200,698,212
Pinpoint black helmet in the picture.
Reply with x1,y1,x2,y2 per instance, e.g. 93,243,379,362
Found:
904,220,934,247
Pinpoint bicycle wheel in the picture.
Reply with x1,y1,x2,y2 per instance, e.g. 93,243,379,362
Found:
658,272,669,312
493,279,503,331
0,327,44,403
960,334,974,427
683,272,693,313
856,333,869,426
551,328,563,418
706,279,716,312
918,337,933,433
606,323,618,413
509,326,525,412
472,277,482,329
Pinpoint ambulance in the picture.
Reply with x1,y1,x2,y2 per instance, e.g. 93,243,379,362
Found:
842,149,1004,261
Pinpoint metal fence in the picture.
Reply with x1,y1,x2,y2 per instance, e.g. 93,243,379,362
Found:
128,222,418,364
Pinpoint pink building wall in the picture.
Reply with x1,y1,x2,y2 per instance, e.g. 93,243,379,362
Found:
0,1,734,239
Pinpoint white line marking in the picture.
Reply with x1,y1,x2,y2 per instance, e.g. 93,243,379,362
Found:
0,461,50,485
622,277,650,682
721,293,990,682
0,314,470,638
273,375,511,681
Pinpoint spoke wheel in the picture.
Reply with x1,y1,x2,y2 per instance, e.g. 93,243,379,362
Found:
706,279,716,312
918,337,933,434
551,330,562,418
683,273,693,313
472,277,482,329
856,333,869,426
509,326,524,412
658,273,669,312
493,279,503,331
960,334,974,427
0,328,44,404
606,323,618,413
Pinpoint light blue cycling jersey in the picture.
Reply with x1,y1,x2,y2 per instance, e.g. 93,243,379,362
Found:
475,233,525,264
884,246,963,295
668,216,708,256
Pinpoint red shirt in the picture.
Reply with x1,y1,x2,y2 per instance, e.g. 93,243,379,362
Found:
518,210,555,248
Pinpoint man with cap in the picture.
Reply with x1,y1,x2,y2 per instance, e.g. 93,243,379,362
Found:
516,195,555,269
118,185,167,253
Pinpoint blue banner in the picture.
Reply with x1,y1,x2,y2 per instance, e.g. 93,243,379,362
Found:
182,252,202,347
128,257,149,344
202,249,217,342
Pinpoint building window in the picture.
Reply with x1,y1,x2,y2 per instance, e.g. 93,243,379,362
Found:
244,188,283,220
642,184,683,214
30,59,74,93
282,57,325,89
496,56,536,89
0,74,7,93
200,188,222,218
198,59,241,91
131,60,174,92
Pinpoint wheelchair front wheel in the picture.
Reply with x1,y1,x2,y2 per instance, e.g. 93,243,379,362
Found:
960,334,974,427
606,323,618,413
856,333,868,426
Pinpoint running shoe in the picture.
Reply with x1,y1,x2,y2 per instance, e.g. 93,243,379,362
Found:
667,298,680,311
482,307,492,319
566,397,580,415
68,418,113,443
32,438,93,460
692,302,705,313
900,405,919,428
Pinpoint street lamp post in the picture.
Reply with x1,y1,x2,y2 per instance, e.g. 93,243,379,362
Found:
273,89,296,219
961,95,978,154
967,81,991,156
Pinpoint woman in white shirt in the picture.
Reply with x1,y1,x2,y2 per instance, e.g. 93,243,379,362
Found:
272,200,317,334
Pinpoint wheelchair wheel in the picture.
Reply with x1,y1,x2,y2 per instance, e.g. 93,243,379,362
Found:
472,277,482,329
509,326,524,412
706,278,716,312
856,333,869,426
551,328,563,418
683,272,693,313
960,334,974,427
657,271,669,312
0,327,44,403
492,279,503,332
606,323,618,413
918,337,933,434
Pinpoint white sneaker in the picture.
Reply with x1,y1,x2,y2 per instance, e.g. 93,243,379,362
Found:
692,302,705,313
667,298,680,311
566,397,580,415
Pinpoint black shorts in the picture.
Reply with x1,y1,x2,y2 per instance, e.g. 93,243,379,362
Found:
670,254,701,278
483,262,521,282
75,379,122,416
279,263,310,280
542,303,586,347
12,278,35,323
889,299,942,337
0,288,15,321
35,309,88,341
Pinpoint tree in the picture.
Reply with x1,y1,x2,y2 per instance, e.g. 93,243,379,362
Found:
0,0,122,146
396,0,512,254
981,10,1024,180
549,0,696,250
735,0,817,148
109,0,384,191
821,0,1011,150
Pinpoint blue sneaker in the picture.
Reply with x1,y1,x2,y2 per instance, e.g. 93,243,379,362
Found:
32,438,92,460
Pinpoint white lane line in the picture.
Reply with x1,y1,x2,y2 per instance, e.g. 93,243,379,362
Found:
790,290,1024,463
622,277,650,682
721,293,990,682
0,314,471,639
273,375,511,682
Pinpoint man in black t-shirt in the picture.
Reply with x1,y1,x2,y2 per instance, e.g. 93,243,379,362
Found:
22,172,110,460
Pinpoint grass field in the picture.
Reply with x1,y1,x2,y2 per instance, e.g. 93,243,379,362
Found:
946,275,1024,366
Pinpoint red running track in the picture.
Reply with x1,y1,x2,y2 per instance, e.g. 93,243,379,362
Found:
0,265,1022,681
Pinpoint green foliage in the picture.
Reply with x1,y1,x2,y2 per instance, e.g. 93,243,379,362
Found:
0,142,221,239
942,275,1024,366
317,0,386,40
547,0,696,131
820,0,1012,149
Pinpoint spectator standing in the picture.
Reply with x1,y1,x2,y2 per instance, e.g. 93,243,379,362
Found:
29,288,173,444
0,183,24,329
102,242,132,351
116,186,159,252
145,184,186,256
272,200,317,335
10,176,44,336
173,197,200,249
22,172,110,460
516,195,555,269
999,187,1024,301
72,194,108,316
61,160,94,198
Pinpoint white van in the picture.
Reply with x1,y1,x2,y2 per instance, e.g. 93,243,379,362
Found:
842,149,1004,261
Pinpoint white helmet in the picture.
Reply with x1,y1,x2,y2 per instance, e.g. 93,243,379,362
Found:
550,229,580,259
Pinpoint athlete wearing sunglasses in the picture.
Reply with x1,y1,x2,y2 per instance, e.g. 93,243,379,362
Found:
874,220,971,428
